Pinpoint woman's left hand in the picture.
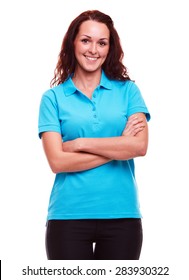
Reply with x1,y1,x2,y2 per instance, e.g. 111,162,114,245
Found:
122,114,146,137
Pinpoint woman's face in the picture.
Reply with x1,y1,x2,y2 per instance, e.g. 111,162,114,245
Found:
74,20,110,74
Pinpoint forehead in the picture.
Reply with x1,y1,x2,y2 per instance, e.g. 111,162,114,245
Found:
77,20,110,39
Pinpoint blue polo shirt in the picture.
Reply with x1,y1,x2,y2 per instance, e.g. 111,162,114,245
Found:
38,71,150,220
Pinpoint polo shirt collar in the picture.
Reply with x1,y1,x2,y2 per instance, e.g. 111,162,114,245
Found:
61,77,77,96
62,70,112,96
100,70,112,90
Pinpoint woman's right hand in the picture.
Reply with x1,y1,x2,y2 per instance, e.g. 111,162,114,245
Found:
122,114,146,137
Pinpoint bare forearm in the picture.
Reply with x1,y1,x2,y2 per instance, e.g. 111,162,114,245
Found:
46,150,111,173
73,136,147,160
62,113,148,160
41,132,111,174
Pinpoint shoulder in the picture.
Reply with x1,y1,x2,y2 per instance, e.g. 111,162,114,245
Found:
41,84,65,104
101,71,137,92
43,84,64,97
110,79,139,93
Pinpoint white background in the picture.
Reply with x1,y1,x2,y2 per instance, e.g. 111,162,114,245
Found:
0,0,189,278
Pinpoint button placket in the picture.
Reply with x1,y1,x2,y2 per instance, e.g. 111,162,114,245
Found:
91,90,99,125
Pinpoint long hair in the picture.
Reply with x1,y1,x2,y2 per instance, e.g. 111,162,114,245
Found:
50,10,131,87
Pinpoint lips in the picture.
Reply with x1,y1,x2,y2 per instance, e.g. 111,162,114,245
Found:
84,55,99,61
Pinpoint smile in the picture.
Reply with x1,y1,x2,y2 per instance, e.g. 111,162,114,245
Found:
84,56,99,61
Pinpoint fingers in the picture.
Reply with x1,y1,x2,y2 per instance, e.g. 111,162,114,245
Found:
130,125,145,136
127,115,143,126
122,116,146,136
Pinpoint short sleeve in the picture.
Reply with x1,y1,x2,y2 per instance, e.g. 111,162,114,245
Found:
127,82,151,121
38,90,61,138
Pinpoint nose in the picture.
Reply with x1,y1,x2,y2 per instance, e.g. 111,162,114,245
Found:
89,42,97,54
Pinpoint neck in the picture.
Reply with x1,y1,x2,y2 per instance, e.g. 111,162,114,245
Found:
72,69,101,94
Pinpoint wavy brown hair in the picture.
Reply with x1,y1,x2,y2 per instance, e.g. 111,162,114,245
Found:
50,10,131,87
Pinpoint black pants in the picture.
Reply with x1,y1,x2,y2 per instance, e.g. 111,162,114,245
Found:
45,218,143,260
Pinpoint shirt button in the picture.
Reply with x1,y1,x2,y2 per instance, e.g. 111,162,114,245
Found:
93,114,97,118
93,94,96,98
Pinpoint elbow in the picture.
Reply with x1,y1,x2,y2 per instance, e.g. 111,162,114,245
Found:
50,163,60,174
138,141,148,157
47,152,72,173
49,159,63,174
51,166,60,174
49,157,72,174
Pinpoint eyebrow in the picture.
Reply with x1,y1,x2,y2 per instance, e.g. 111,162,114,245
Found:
81,34,109,40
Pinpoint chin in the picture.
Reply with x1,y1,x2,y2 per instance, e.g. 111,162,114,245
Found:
83,65,102,73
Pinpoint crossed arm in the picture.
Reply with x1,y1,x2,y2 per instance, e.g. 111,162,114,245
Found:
41,113,148,173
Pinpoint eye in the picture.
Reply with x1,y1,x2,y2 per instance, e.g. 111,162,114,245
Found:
98,41,107,47
81,39,89,44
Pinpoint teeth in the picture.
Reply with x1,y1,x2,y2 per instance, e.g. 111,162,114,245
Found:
85,56,98,61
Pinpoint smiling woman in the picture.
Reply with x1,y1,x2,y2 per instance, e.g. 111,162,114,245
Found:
73,20,110,89
38,10,150,260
